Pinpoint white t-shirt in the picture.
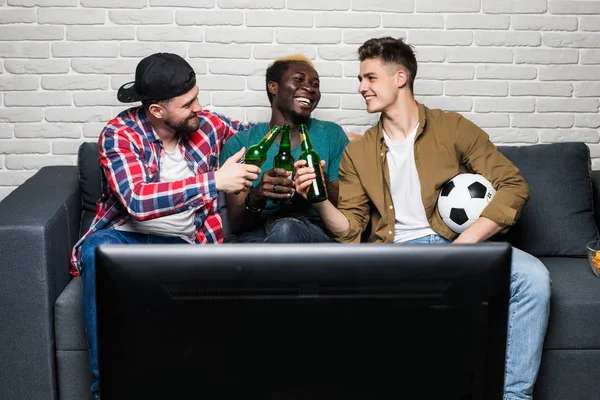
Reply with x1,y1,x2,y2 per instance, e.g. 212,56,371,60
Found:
114,142,197,243
383,123,436,243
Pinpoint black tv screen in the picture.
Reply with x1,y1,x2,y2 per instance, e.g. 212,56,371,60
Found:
96,242,511,400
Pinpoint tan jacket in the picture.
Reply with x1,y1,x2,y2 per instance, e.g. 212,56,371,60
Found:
337,102,530,243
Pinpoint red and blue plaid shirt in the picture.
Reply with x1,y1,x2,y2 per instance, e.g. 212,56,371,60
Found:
70,107,250,276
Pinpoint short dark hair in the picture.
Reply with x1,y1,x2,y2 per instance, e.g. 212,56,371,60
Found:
265,55,314,104
357,37,417,93
141,98,172,108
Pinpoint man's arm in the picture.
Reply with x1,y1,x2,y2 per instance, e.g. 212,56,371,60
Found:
454,115,530,239
225,190,263,234
101,126,257,221
294,147,370,242
334,149,371,242
326,178,339,208
312,199,350,237
294,161,350,236
453,217,503,244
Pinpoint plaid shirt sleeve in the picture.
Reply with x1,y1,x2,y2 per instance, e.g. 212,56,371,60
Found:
100,124,218,221
205,111,254,148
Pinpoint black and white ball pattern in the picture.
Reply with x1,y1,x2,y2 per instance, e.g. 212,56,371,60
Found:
437,173,496,233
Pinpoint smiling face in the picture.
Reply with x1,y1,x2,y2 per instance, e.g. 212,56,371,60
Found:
358,57,408,114
269,61,321,123
162,86,202,136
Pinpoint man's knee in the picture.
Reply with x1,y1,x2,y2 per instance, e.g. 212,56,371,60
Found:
81,230,127,273
511,248,551,301
267,218,305,243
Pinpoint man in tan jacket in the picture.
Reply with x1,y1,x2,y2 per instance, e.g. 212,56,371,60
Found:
294,37,550,400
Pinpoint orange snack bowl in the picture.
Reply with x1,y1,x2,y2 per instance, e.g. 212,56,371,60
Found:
586,240,600,277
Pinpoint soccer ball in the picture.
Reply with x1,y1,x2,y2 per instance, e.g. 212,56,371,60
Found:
437,174,496,234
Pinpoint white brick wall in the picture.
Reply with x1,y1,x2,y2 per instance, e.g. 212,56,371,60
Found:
0,1,599,200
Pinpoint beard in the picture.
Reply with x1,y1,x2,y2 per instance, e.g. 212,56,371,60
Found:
165,113,200,136
288,107,313,125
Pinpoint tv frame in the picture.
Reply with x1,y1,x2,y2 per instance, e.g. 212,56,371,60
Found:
96,242,511,400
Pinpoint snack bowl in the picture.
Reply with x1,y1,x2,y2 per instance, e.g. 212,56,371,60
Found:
586,240,600,277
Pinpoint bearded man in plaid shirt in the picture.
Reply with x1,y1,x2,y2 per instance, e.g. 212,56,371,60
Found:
71,53,261,400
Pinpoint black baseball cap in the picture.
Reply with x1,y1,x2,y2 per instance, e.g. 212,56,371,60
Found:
117,53,197,103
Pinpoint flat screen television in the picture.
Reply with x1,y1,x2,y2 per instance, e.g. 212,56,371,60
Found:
96,242,511,400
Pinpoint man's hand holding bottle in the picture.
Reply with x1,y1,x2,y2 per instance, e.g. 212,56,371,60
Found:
245,168,294,210
294,124,328,204
293,159,327,201
215,147,261,193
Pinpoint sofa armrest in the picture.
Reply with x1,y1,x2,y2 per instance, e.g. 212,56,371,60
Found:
0,166,81,400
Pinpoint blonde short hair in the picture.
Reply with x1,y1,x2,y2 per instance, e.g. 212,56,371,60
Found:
270,54,314,68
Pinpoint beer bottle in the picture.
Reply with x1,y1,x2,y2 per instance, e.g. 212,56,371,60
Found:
241,124,282,167
273,124,294,179
299,124,328,203
273,124,294,204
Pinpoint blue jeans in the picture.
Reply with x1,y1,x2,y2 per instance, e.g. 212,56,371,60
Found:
236,217,334,243
80,229,188,399
405,234,551,400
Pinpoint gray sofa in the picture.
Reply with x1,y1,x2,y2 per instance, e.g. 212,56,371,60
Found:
1,141,600,400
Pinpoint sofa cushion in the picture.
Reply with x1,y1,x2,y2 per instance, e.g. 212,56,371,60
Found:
78,142,102,214
55,350,94,400
540,257,600,350
535,349,600,400
54,277,88,352
497,143,598,257
54,277,94,398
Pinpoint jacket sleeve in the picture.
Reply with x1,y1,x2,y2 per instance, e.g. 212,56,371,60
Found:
336,146,371,243
455,115,530,229
100,126,218,221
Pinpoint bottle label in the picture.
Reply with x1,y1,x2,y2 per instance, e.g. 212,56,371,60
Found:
319,164,326,185
306,164,326,194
